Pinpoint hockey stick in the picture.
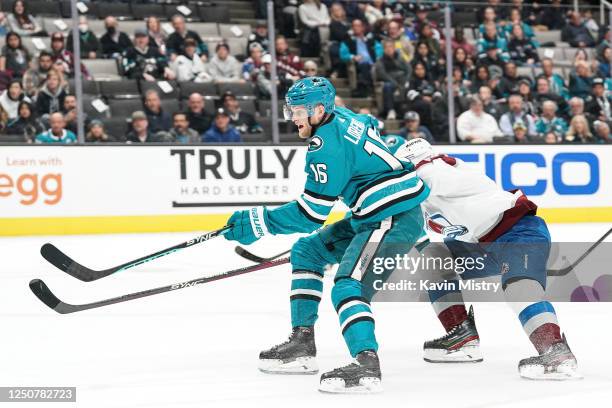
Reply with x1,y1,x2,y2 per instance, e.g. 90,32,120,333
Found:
546,227,612,277
40,226,231,282
30,256,290,314
234,246,291,263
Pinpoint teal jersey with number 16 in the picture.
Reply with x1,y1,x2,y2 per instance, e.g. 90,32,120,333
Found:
265,106,430,235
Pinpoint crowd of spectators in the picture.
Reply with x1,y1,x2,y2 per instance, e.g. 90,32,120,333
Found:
0,0,610,144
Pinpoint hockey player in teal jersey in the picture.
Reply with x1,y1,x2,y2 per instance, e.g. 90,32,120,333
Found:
223,77,429,393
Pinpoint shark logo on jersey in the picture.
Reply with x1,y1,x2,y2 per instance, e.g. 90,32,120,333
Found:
384,135,400,148
308,136,324,152
427,213,468,238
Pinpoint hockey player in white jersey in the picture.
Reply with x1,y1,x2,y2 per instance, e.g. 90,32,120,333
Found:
389,136,581,380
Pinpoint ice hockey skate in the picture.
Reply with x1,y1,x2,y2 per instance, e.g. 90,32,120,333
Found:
519,335,582,380
258,326,318,374
319,350,382,394
423,306,483,363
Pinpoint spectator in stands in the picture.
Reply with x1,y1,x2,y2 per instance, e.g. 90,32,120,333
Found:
328,2,350,78
479,85,502,119
36,69,66,117
143,90,171,133
298,0,330,58
539,0,565,30
0,79,29,124
222,92,262,134
496,62,526,98
166,14,208,62
62,94,88,135
49,32,91,79
457,96,503,143
511,121,532,143
386,20,414,64
248,20,270,52
569,61,593,99
126,111,166,143
564,114,594,143
398,111,434,143
507,24,538,66
169,38,210,82
594,120,611,143
541,58,569,100
202,108,241,143
568,96,588,119
185,93,212,135
499,94,536,137
0,31,30,79
0,12,7,37
35,112,76,144
413,40,442,80
596,46,611,78
168,112,199,144
303,60,318,77
544,131,558,144
256,53,292,99
418,23,441,59
242,42,265,82
86,119,115,143
6,0,43,37
470,65,491,94
477,22,509,65
67,16,100,59
453,47,474,80
5,100,43,142
504,8,536,41
375,39,410,120
562,12,596,48
535,100,568,140
478,7,503,38
364,0,392,25
276,35,305,80
407,61,434,93
517,78,537,116
122,29,175,81
340,18,382,97
534,76,568,116
146,17,167,55
22,51,53,97
100,16,133,59
207,43,243,83
414,4,438,34
585,78,612,123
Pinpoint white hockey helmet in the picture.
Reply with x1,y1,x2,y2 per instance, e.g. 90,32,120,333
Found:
395,137,435,164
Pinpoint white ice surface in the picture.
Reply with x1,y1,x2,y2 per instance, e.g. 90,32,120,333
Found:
1,223,610,408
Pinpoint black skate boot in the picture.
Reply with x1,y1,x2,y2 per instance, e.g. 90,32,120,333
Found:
519,334,582,380
423,305,483,363
318,350,382,394
258,326,317,374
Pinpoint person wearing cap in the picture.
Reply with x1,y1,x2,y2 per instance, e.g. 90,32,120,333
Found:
248,20,269,53
585,77,612,122
535,100,568,140
126,110,166,143
202,108,241,143
222,92,262,134
169,37,210,82
256,53,293,99
122,29,174,81
166,14,208,62
398,111,434,143
168,112,200,144
100,16,133,59
511,120,531,143
207,43,244,83
86,119,116,143
242,42,265,82
49,32,91,79
499,94,537,138
66,15,100,59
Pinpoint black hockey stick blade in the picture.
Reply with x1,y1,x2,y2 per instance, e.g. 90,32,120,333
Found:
40,226,231,282
546,227,612,277
234,246,291,263
30,257,291,314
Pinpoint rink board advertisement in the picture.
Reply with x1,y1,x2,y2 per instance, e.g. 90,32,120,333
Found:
0,144,610,235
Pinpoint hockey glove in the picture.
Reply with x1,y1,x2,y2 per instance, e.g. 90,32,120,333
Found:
224,207,271,245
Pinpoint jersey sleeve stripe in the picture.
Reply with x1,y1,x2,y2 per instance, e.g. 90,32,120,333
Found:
349,170,416,210
303,189,337,202
352,181,427,220
302,192,336,207
296,197,327,224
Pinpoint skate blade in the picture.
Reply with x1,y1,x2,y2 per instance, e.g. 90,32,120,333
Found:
520,360,584,381
258,357,318,375
318,377,383,394
424,344,483,363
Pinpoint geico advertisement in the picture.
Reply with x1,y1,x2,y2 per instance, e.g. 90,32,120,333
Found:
0,145,609,218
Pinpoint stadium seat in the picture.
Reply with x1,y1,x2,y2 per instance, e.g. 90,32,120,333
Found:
217,82,255,97
198,5,230,23
131,4,167,20
203,98,219,115
190,23,221,38
227,37,248,57
241,132,271,143
60,1,99,18
516,67,534,81
99,80,141,99
95,3,131,20
68,79,100,96
28,0,61,16
535,30,561,44
0,134,27,143
178,82,218,99
102,118,130,142
218,24,252,39
108,99,144,118
160,99,182,115
139,80,180,100
22,37,51,55
238,99,256,116
82,59,122,81
258,100,284,118
82,95,110,120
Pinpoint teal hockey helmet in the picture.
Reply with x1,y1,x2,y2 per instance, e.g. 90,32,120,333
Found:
284,76,336,120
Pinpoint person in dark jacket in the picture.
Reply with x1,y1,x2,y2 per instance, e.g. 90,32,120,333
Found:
507,24,539,66
0,31,30,79
374,39,411,119
122,29,174,81
166,14,208,61
585,78,612,123
5,101,44,142
202,108,241,143
125,110,167,143
222,92,262,134
143,90,171,133
35,69,67,117
561,12,595,48
569,61,594,99
100,16,133,59
185,92,213,134
496,62,530,98
66,16,100,59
